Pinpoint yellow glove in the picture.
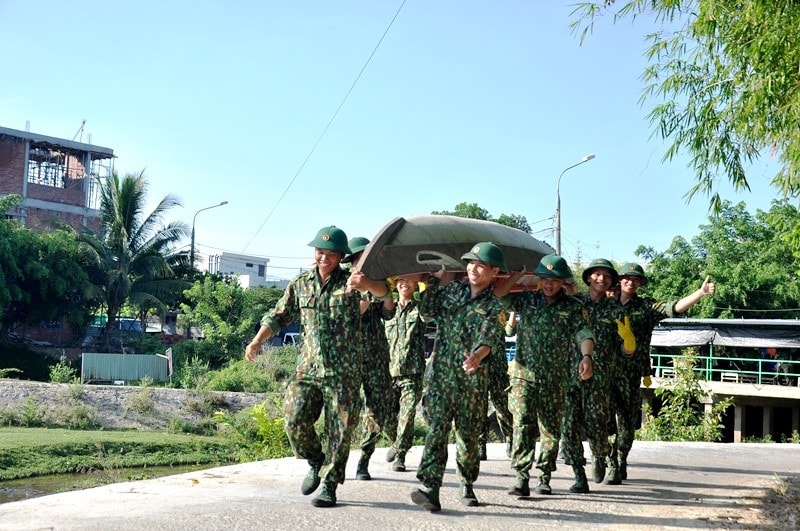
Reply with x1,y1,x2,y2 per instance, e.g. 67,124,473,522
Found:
615,316,636,354
642,375,652,388
418,280,427,293
386,277,397,291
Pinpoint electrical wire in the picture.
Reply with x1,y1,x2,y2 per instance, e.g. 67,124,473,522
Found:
241,0,407,253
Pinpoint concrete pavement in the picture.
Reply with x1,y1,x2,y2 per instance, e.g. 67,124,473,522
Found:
1,442,798,530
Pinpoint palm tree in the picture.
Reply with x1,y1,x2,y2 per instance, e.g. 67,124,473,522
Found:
81,171,191,352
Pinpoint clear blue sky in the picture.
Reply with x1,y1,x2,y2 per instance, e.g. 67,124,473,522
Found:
1,1,780,280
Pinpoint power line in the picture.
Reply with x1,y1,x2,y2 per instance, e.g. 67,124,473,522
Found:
241,0,407,253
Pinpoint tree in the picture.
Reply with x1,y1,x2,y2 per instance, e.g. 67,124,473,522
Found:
636,200,800,318
178,276,284,368
79,171,190,351
571,1,800,210
432,202,532,232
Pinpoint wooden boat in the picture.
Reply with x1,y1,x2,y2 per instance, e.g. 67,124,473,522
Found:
355,215,554,290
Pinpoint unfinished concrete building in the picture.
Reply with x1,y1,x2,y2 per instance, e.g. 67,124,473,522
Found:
0,125,114,232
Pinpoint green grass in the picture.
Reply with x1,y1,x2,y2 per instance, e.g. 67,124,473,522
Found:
0,427,240,481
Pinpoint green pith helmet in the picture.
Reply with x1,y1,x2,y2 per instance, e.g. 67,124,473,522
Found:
307,225,349,255
582,258,619,286
460,241,507,272
534,254,573,279
618,262,648,286
342,236,370,263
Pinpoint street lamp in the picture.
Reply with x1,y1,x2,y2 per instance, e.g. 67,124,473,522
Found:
555,154,595,256
190,201,228,269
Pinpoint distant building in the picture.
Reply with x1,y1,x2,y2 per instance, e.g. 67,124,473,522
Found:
0,125,114,232
207,251,289,289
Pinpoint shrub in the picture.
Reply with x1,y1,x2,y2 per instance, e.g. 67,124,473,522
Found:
214,399,292,460
49,355,78,384
638,348,733,442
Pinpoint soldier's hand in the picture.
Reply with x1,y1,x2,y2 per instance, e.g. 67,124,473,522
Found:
615,316,636,354
245,341,261,362
700,275,715,296
579,356,593,380
462,351,482,374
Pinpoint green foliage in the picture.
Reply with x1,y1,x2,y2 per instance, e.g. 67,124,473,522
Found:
202,346,297,393
78,171,190,352
0,368,23,379
0,344,51,381
178,278,283,368
571,1,800,210
636,200,800,318
49,355,78,384
0,427,239,480
214,399,293,460
432,202,532,233
175,354,212,390
638,348,733,442
17,397,46,427
125,388,156,416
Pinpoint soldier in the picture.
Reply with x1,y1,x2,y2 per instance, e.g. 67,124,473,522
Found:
564,258,635,491
244,226,388,508
609,263,715,481
410,242,506,512
496,254,595,497
342,237,394,482
383,273,427,473
478,310,514,461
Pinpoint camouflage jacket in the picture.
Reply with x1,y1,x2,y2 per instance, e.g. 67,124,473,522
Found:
504,290,594,385
615,294,679,377
419,278,503,384
383,297,427,378
260,266,362,380
575,292,628,383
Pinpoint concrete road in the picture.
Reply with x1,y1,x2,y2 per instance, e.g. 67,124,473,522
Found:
1,442,798,530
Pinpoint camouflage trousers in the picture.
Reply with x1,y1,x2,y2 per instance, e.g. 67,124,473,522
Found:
358,359,394,456
283,374,362,485
508,376,564,480
416,366,487,489
563,376,611,467
388,374,423,454
480,353,512,445
608,371,642,467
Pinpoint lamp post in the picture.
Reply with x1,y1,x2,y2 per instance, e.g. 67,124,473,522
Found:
190,201,228,270
555,154,595,256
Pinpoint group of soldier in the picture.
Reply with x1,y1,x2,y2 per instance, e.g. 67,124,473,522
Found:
244,225,715,510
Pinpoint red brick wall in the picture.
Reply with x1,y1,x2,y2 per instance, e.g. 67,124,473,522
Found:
0,136,26,194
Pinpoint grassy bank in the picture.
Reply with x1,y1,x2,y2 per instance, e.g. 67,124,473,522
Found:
0,427,240,481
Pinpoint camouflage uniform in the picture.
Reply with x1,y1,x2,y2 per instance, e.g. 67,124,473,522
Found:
505,289,593,484
563,293,624,473
357,300,394,459
416,277,503,490
260,266,363,486
479,318,513,450
383,296,427,458
609,293,678,474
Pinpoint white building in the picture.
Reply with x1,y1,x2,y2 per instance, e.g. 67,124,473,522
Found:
207,251,288,289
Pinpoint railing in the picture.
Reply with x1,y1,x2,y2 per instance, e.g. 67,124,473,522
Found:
651,351,800,386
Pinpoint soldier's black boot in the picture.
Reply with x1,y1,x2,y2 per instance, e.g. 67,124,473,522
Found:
411,485,441,512
385,447,397,463
460,483,479,507
312,481,337,508
592,456,606,483
301,460,322,495
392,452,406,472
620,452,629,480
534,473,552,495
569,467,590,493
508,477,530,496
356,452,371,481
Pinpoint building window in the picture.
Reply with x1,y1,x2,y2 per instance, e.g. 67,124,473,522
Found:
27,148,67,188
245,263,253,268
258,265,265,277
